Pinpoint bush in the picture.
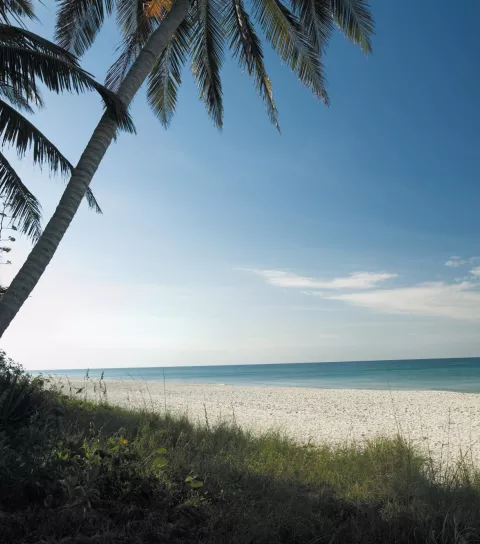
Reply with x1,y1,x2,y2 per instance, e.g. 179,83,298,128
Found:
0,351,47,431
0,352,66,508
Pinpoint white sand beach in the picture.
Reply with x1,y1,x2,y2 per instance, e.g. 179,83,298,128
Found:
67,379,480,465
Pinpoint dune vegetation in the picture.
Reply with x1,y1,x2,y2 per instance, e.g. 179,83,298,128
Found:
1,352,480,543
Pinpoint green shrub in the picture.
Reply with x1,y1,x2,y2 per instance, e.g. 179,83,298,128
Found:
0,352,65,508
0,351,48,431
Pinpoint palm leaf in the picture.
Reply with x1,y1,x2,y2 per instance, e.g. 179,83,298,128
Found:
116,0,152,38
106,0,170,91
330,0,374,53
0,97,73,176
0,76,44,109
190,0,225,128
0,151,41,241
252,0,328,103
0,23,80,61
146,17,190,127
0,44,136,133
223,0,278,129
55,0,114,56
0,99,102,213
0,84,34,113
105,3,153,91
105,33,145,91
0,25,135,133
83,187,102,213
290,0,332,53
0,0,35,25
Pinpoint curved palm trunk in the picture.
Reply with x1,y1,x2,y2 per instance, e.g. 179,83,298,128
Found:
0,0,190,338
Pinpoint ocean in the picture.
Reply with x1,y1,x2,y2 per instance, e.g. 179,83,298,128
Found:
37,357,480,393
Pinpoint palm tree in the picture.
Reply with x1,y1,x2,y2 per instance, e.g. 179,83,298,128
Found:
0,0,134,242
0,0,374,337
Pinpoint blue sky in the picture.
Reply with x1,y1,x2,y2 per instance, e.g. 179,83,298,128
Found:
2,0,480,369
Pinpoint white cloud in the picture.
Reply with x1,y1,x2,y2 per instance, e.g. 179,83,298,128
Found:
244,269,398,290
320,281,480,321
244,265,480,322
445,256,478,268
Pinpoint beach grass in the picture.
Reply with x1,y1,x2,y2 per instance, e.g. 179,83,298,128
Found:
2,356,480,542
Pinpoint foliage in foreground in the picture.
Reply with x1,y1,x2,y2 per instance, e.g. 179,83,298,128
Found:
2,355,480,542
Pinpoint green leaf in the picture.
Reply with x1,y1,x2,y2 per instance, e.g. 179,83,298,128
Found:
190,0,225,128
189,480,204,489
0,151,41,241
105,0,156,92
156,447,168,455
330,0,374,54
0,25,136,134
55,0,114,56
252,0,328,103
147,17,191,128
153,457,168,469
0,0,35,26
0,99,102,214
0,84,34,113
223,0,278,129
290,0,332,54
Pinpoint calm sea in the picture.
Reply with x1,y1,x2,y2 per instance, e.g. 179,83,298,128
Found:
36,357,480,393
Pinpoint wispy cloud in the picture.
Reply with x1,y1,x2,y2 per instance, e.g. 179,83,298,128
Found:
243,265,480,322
320,281,480,321
243,269,397,290
445,256,478,268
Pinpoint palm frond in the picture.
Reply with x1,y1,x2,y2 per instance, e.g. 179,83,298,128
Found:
105,32,144,91
0,84,34,112
0,98,102,213
252,0,328,103
191,0,225,128
223,0,278,129
105,1,154,91
0,26,135,133
330,0,374,53
55,0,114,56
291,0,332,53
146,17,190,127
0,23,80,61
0,76,44,108
84,187,102,213
0,98,73,175
116,0,157,38
0,151,41,241
106,0,170,91
0,46,136,133
0,0,35,25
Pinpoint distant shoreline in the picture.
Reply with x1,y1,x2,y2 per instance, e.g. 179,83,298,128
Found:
34,355,480,373
36,357,480,394
53,376,480,394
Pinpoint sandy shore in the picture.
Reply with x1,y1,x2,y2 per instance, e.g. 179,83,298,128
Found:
65,379,480,465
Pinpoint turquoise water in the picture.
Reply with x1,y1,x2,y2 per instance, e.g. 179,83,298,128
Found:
38,357,480,393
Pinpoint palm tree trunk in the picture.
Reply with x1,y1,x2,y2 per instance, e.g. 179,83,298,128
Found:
0,0,190,338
